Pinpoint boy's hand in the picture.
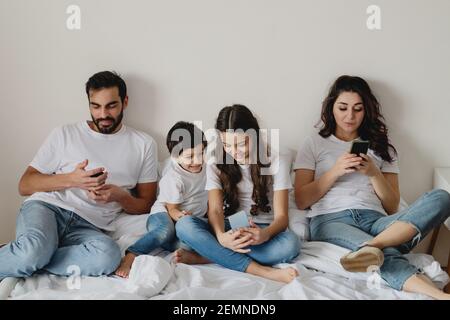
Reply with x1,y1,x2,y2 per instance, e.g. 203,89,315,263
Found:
168,207,192,221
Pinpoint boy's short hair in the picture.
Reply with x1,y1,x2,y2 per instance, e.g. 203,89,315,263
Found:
85,71,127,103
166,121,207,156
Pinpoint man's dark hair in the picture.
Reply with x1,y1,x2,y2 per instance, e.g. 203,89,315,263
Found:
166,121,207,156
85,71,127,103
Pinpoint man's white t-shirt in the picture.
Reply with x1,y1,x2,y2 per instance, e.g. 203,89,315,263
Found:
205,153,293,224
26,121,158,231
293,133,399,218
150,158,208,220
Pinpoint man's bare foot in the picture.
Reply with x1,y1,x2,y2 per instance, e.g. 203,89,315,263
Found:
115,252,137,278
173,249,210,265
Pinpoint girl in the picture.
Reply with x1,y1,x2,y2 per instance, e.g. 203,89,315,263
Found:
294,75,450,299
175,104,300,283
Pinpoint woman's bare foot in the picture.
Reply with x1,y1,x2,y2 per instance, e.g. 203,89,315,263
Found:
247,262,299,284
174,249,210,265
115,252,137,278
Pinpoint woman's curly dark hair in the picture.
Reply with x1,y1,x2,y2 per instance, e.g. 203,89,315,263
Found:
215,104,272,217
317,75,397,162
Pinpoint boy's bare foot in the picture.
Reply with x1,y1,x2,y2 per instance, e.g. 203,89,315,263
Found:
174,249,210,265
115,252,137,278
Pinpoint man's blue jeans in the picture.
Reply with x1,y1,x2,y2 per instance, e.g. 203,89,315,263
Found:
0,200,121,280
310,189,450,290
175,215,300,272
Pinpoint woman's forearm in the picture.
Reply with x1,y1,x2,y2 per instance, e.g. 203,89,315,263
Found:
370,172,400,214
296,169,338,210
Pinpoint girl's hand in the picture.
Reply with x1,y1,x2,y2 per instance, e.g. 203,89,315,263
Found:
217,229,254,253
243,220,269,246
355,154,381,177
331,153,363,178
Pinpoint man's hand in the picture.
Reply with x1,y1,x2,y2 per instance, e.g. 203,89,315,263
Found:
69,159,107,190
87,184,128,204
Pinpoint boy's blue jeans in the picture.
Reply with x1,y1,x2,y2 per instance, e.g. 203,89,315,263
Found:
310,189,450,290
127,212,189,255
0,200,121,280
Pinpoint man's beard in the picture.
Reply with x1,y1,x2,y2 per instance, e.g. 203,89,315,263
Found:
92,109,124,134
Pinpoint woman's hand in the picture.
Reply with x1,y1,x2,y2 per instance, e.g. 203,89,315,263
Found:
243,220,269,246
355,154,381,177
331,153,363,178
217,229,254,253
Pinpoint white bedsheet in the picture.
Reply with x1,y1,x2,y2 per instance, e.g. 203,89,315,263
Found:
3,241,448,300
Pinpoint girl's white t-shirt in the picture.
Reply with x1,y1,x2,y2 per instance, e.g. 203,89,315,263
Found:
26,121,158,231
205,153,293,224
293,133,399,218
150,158,208,219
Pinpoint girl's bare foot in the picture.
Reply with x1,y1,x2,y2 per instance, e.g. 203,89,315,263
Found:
263,267,299,284
174,249,210,265
246,262,299,284
115,252,136,278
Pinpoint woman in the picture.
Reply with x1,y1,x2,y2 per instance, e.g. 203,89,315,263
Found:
294,75,450,299
175,104,300,283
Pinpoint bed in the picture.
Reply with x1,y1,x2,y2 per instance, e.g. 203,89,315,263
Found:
1,192,448,300
1,153,448,300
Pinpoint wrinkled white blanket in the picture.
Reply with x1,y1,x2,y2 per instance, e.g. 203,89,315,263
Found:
2,241,448,300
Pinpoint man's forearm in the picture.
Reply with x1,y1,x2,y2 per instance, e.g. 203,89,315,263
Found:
119,193,153,214
19,172,73,196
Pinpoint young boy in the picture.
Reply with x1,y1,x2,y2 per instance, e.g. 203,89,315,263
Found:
115,121,209,278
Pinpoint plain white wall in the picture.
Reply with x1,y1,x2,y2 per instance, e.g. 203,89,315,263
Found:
1,0,449,264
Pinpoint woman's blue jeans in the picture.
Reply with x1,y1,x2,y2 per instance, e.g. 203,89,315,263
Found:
310,189,450,290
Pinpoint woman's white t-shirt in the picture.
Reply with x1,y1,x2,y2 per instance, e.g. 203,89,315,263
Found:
205,153,293,224
293,134,399,218
150,158,208,220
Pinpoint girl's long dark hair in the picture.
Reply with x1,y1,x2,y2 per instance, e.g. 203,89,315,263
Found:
215,104,272,217
318,75,397,162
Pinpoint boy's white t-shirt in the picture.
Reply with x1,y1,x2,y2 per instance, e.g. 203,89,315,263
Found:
293,133,399,218
150,158,208,219
26,121,158,231
205,153,293,224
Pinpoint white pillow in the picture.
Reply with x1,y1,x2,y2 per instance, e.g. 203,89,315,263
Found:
125,255,174,298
